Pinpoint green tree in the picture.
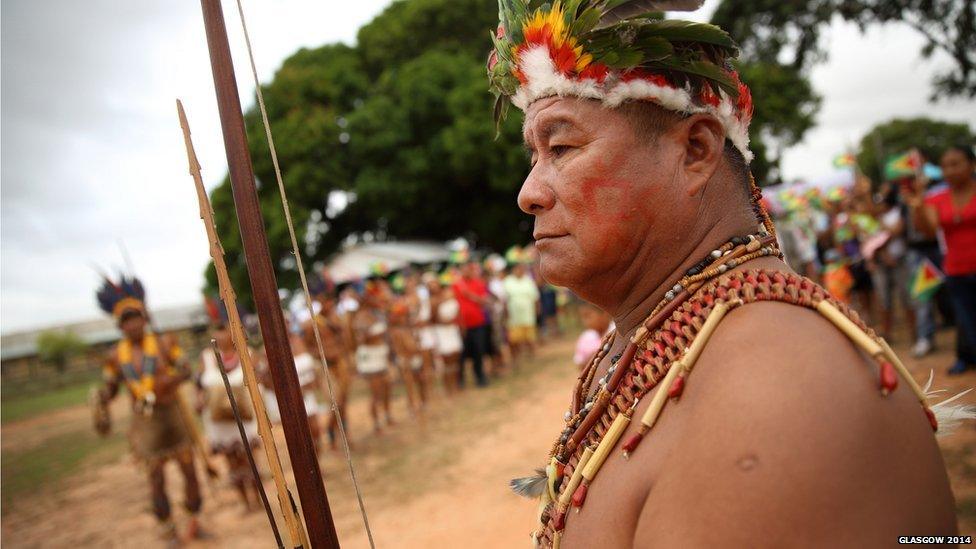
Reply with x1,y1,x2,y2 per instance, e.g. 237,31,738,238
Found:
736,61,821,184
206,0,528,303
36,331,86,377
856,117,974,182
712,0,976,99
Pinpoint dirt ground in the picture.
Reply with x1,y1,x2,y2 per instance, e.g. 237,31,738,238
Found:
2,332,974,548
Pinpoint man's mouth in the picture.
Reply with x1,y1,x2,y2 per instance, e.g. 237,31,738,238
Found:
534,232,568,243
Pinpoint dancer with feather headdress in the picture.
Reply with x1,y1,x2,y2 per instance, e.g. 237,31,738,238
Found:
94,275,203,543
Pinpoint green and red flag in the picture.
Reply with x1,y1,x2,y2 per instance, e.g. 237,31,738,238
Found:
910,257,944,302
884,150,922,181
833,152,856,168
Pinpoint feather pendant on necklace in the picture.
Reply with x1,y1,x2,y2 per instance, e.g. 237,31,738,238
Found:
510,467,548,499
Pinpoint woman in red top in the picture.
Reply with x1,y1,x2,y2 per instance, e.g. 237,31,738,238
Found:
906,144,976,375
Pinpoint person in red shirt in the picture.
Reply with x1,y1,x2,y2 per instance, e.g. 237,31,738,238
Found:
906,144,976,375
452,261,490,387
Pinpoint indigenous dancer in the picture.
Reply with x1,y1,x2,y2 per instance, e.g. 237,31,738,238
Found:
303,279,355,450
412,273,441,398
197,305,260,512
389,296,428,410
432,274,464,395
489,1,965,546
94,276,203,542
354,282,395,432
288,326,325,448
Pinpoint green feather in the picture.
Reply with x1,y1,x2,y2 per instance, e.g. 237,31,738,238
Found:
657,57,738,96
571,7,602,36
634,19,736,50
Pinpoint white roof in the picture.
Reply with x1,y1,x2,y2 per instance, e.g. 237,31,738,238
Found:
324,241,450,283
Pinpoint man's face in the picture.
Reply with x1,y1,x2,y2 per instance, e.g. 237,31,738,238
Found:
519,97,683,290
119,311,146,340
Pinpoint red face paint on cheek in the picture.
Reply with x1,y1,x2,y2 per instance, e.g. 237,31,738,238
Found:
573,150,662,259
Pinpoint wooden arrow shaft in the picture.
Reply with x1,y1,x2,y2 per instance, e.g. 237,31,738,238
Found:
177,99,309,549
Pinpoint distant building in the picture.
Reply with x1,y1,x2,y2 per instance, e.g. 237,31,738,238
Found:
1,303,210,392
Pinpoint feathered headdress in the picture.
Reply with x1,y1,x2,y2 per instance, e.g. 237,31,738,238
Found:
96,275,146,320
488,0,754,161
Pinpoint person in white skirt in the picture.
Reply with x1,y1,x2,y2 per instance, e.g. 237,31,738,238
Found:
354,286,395,433
432,276,464,395
197,322,260,512
289,329,325,449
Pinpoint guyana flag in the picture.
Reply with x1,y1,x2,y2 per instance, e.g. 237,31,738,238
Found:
884,150,922,181
833,152,856,168
910,257,944,302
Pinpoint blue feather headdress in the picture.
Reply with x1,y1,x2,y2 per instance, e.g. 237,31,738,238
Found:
96,275,146,320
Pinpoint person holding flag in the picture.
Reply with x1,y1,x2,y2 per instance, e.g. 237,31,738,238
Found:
905,144,976,375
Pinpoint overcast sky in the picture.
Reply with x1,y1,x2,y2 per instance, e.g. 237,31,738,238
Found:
2,0,974,334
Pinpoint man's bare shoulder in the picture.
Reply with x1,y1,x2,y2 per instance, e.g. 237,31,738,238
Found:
632,301,956,546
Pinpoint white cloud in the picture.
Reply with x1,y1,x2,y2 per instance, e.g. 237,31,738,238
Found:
1,0,389,333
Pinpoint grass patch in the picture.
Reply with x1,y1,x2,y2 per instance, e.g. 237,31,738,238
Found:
1,428,127,513
1,380,97,424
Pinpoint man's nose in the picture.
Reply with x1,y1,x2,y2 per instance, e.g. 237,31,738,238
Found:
517,165,556,215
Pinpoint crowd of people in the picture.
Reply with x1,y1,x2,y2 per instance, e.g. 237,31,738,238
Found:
775,144,976,376
90,144,973,541
197,250,591,504
94,248,587,540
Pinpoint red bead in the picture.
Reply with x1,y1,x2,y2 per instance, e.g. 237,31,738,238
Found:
553,510,566,531
924,407,938,432
622,432,644,456
571,482,588,508
879,361,898,395
668,374,685,399
654,342,666,357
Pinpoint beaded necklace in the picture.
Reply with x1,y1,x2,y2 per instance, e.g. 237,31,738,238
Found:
552,232,778,462
530,236,936,549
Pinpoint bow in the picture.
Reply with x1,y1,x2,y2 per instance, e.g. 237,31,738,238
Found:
197,1,340,546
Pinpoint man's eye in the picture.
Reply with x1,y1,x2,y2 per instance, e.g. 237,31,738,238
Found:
550,145,572,157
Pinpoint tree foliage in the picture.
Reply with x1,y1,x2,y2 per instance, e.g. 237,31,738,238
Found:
36,330,86,374
204,0,836,300
736,61,821,184
206,0,529,304
856,117,974,182
712,0,976,99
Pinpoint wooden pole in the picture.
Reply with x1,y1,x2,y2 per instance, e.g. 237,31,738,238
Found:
197,2,340,546
177,99,309,549
211,339,285,549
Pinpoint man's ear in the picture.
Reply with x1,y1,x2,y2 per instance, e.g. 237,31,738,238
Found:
680,114,725,197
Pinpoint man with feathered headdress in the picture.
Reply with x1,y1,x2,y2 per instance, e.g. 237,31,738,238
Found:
490,1,961,546
95,276,203,542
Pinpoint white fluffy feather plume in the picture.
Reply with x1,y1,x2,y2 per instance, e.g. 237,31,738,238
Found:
923,370,976,436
